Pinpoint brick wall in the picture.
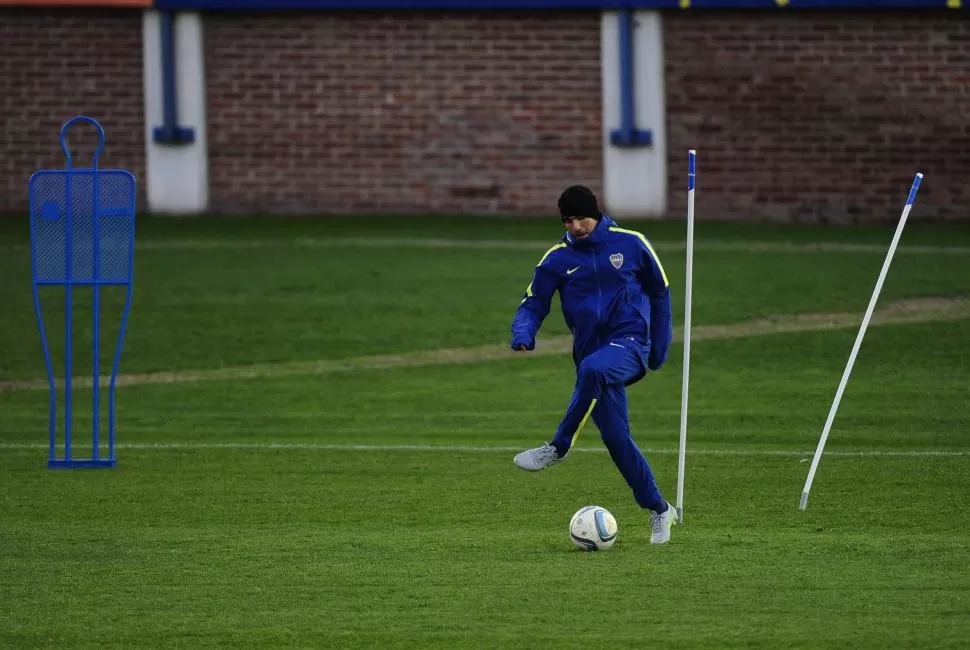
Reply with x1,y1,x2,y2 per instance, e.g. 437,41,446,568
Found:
664,11,970,223
0,9,146,213
203,11,602,216
1,9,967,222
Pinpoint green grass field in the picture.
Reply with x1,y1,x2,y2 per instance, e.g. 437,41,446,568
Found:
1,215,969,648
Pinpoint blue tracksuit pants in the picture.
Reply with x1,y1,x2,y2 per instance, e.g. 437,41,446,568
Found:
550,338,667,513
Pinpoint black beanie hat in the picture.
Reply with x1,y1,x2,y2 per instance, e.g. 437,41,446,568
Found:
558,185,601,220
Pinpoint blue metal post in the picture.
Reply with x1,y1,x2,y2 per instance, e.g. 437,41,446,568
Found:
92,162,101,461
153,12,195,144
64,172,73,461
609,9,652,148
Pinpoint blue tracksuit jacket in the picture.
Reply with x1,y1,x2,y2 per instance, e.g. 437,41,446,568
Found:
510,215,673,380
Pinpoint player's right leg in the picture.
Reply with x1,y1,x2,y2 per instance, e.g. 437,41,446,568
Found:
513,340,637,472
512,441,565,472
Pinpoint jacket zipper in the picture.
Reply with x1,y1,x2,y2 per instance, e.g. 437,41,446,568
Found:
591,249,602,346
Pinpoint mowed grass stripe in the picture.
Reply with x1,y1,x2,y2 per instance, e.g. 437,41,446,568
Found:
2,236,969,255
1,296,967,392
1,442,969,457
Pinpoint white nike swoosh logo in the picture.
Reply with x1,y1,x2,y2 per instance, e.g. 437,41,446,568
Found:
567,267,581,275
609,343,625,348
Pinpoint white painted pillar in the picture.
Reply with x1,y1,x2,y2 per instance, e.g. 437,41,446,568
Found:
601,11,668,218
143,11,209,214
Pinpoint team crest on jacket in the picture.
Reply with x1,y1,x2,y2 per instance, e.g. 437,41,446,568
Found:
610,253,624,269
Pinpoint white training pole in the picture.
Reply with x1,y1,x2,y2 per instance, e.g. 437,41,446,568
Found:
799,172,923,511
676,150,696,523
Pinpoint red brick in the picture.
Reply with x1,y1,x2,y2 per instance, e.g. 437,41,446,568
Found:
0,9,145,213
203,11,602,217
664,10,970,223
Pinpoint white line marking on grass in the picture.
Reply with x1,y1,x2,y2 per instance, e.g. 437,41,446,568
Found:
1,442,968,458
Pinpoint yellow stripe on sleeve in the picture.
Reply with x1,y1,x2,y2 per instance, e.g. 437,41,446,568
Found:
536,242,567,267
608,227,669,287
521,242,565,302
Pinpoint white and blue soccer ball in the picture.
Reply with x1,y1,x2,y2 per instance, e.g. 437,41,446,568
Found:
569,505,618,551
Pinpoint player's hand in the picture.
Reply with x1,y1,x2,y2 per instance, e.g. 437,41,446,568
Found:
510,335,534,352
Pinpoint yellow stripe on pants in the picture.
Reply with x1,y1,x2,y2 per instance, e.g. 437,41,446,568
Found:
570,398,598,447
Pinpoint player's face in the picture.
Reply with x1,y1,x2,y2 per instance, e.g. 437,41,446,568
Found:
563,216,597,240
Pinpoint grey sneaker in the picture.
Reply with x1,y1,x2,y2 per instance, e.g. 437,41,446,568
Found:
650,502,678,544
513,443,567,472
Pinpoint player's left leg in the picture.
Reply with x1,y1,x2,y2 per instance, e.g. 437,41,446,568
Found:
591,385,665,511
591,385,677,544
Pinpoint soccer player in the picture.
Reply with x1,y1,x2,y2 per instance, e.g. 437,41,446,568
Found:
510,185,678,544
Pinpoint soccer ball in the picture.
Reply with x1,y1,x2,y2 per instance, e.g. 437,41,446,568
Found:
569,505,618,551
